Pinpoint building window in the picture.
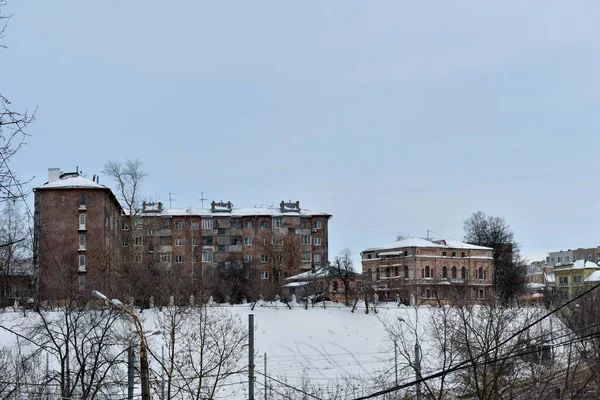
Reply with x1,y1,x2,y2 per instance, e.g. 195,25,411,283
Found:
78,275,85,291
202,219,213,230
147,230,154,236
148,244,154,253
300,219,309,229
300,235,311,245
231,218,242,229
394,266,399,276
442,251,447,257
218,245,225,252
478,267,484,280
122,222,129,230
461,252,466,257
557,257,561,263
192,254,199,263
333,281,338,291
261,271,269,280
273,218,283,228
191,222,199,231
134,236,143,246
175,255,183,263
565,256,570,263
442,266,448,279
244,221,253,229
202,236,214,246
314,254,322,264
175,221,184,230
588,254,593,260
477,289,485,299
218,228,226,236
79,234,86,250
314,220,322,229
260,221,269,229
559,276,568,286
452,252,456,257
79,214,86,230
78,254,86,271
261,255,269,263
191,237,199,247
314,237,322,246
135,254,142,263
244,237,252,246
424,266,431,278
160,253,172,263
288,227,296,234
302,252,311,262
461,267,466,279
174,238,182,246
404,266,409,278
452,266,457,279
122,239,129,247
79,193,86,209
244,254,252,263
202,252,213,262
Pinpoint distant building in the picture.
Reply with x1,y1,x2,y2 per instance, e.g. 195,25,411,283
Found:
553,260,600,298
361,238,494,305
546,249,573,267
283,266,362,303
572,247,600,263
34,168,123,300
33,167,332,301
128,200,331,286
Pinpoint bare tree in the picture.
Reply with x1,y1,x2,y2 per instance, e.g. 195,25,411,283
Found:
259,231,302,298
332,248,357,306
28,300,128,399
0,202,32,304
149,304,248,400
0,1,34,205
463,211,527,304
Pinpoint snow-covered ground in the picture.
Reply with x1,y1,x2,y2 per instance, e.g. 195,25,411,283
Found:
0,302,569,399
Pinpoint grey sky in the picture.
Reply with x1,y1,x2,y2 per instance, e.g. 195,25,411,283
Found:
2,1,599,264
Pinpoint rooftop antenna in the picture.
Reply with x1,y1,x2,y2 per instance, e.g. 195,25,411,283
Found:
199,191,208,208
168,193,177,209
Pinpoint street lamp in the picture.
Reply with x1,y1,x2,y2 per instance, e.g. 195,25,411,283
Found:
92,290,150,400
398,317,421,400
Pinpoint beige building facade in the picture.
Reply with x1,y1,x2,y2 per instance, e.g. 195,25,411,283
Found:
361,238,494,305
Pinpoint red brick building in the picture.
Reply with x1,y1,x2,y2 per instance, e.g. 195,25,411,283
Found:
34,168,123,300
129,200,331,285
34,168,332,301
361,238,494,305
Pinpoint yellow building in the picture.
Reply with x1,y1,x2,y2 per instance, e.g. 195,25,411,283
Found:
553,260,599,298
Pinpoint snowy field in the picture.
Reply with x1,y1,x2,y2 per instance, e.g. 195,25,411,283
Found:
0,302,566,399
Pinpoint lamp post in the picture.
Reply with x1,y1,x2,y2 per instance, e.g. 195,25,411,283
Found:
398,317,421,400
92,290,150,400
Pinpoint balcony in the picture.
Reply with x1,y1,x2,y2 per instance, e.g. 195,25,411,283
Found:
228,245,242,253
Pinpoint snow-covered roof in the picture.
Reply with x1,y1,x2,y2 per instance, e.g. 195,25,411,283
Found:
285,267,361,281
138,207,330,218
572,260,599,270
585,270,600,282
36,174,108,190
282,281,311,288
363,238,492,253
526,282,546,289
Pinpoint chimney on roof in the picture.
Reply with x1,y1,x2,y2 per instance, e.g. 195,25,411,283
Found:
48,168,61,183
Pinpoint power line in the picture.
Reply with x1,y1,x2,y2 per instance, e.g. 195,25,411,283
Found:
303,167,599,204
353,282,600,399
255,370,322,400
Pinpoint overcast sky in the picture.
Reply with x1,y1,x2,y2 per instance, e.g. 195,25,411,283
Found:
2,1,599,264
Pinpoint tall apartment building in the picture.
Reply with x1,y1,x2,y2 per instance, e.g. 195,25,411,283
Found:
546,249,574,267
129,200,331,282
34,167,332,300
34,169,123,300
361,238,494,305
